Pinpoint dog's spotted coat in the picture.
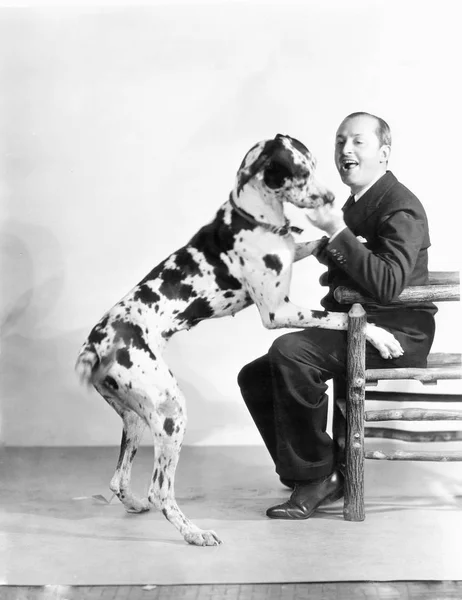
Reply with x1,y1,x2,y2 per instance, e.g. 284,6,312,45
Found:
76,134,402,545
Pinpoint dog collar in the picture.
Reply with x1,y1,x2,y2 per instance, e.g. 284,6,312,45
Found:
229,195,303,237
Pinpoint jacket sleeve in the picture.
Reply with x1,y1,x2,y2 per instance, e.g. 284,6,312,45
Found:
321,209,426,304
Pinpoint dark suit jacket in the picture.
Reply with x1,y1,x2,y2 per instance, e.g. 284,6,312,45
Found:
314,171,436,363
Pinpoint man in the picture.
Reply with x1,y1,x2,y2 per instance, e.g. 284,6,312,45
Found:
237,112,436,519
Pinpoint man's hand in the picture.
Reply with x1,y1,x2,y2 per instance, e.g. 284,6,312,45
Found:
305,202,346,237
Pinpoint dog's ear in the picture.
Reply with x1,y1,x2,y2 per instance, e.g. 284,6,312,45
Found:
237,142,275,195
263,160,292,189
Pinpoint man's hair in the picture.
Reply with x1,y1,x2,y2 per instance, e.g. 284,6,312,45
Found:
344,111,392,147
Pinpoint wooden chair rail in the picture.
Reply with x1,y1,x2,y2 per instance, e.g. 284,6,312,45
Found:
365,450,462,461
334,283,459,305
366,365,462,385
428,271,460,285
365,427,462,442
427,353,462,367
365,408,462,421
334,270,460,305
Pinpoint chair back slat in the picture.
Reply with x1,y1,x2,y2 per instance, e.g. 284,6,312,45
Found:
429,271,460,285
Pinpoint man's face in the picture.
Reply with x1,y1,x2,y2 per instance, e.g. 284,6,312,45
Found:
334,115,390,194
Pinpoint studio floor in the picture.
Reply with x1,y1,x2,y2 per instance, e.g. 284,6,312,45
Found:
1,445,462,595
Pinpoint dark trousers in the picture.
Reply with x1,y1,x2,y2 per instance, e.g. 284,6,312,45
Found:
237,312,435,482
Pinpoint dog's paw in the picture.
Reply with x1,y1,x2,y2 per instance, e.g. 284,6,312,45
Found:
124,497,151,513
184,528,222,546
366,324,404,359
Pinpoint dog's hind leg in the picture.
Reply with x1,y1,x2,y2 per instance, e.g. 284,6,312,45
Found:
97,390,150,513
146,397,221,546
135,373,222,546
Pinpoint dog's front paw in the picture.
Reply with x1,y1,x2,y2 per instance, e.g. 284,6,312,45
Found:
366,324,404,360
184,527,222,546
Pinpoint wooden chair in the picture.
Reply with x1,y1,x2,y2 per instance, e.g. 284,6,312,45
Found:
332,271,462,521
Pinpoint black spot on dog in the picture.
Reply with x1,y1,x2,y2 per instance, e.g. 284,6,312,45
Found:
133,285,161,306
116,347,133,369
163,418,175,436
284,296,289,302
161,328,177,340
215,265,242,291
239,256,245,266
159,471,164,489
312,310,329,319
162,508,168,518
174,247,202,276
263,254,283,274
188,207,247,292
223,291,235,298
116,430,128,470
269,312,275,322
104,376,119,390
130,448,137,462
111,320,156,362
177,297,214,327
298,312,304,319
152,469,158,483
88,315,109,345
275,282,281,288
159,269,198,301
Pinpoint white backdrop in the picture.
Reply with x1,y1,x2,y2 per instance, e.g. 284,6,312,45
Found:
1,0,461,446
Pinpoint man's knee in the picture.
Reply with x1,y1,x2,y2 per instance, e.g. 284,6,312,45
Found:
269,331,304,363
237,362,252,389
237,355,270,390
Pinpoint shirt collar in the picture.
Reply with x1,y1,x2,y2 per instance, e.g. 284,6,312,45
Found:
353,172,387,202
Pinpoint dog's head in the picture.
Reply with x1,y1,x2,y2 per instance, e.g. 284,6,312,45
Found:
236,134,334,208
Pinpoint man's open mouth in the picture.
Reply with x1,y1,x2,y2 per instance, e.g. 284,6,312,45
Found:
341,159,359,171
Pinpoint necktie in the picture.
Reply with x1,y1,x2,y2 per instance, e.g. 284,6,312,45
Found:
342,194,355,213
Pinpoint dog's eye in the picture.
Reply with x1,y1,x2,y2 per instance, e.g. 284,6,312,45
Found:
264,162,292,189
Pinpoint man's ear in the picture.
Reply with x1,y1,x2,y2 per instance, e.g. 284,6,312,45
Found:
380,144,391,163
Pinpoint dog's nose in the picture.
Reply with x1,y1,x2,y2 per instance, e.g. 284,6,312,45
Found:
325,191,335,204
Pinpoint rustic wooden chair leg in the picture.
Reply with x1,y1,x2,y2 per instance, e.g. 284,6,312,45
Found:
344,303,366,522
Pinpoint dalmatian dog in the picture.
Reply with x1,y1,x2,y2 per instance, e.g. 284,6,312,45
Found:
75,134,402,546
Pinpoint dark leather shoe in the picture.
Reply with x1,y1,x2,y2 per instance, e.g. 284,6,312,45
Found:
266,470,344,520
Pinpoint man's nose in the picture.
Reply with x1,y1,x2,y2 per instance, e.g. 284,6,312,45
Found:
342,138,355,154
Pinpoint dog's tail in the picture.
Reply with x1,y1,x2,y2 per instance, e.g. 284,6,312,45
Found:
75,343,114,389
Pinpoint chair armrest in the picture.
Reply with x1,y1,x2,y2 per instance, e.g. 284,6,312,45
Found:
334,283,460,305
